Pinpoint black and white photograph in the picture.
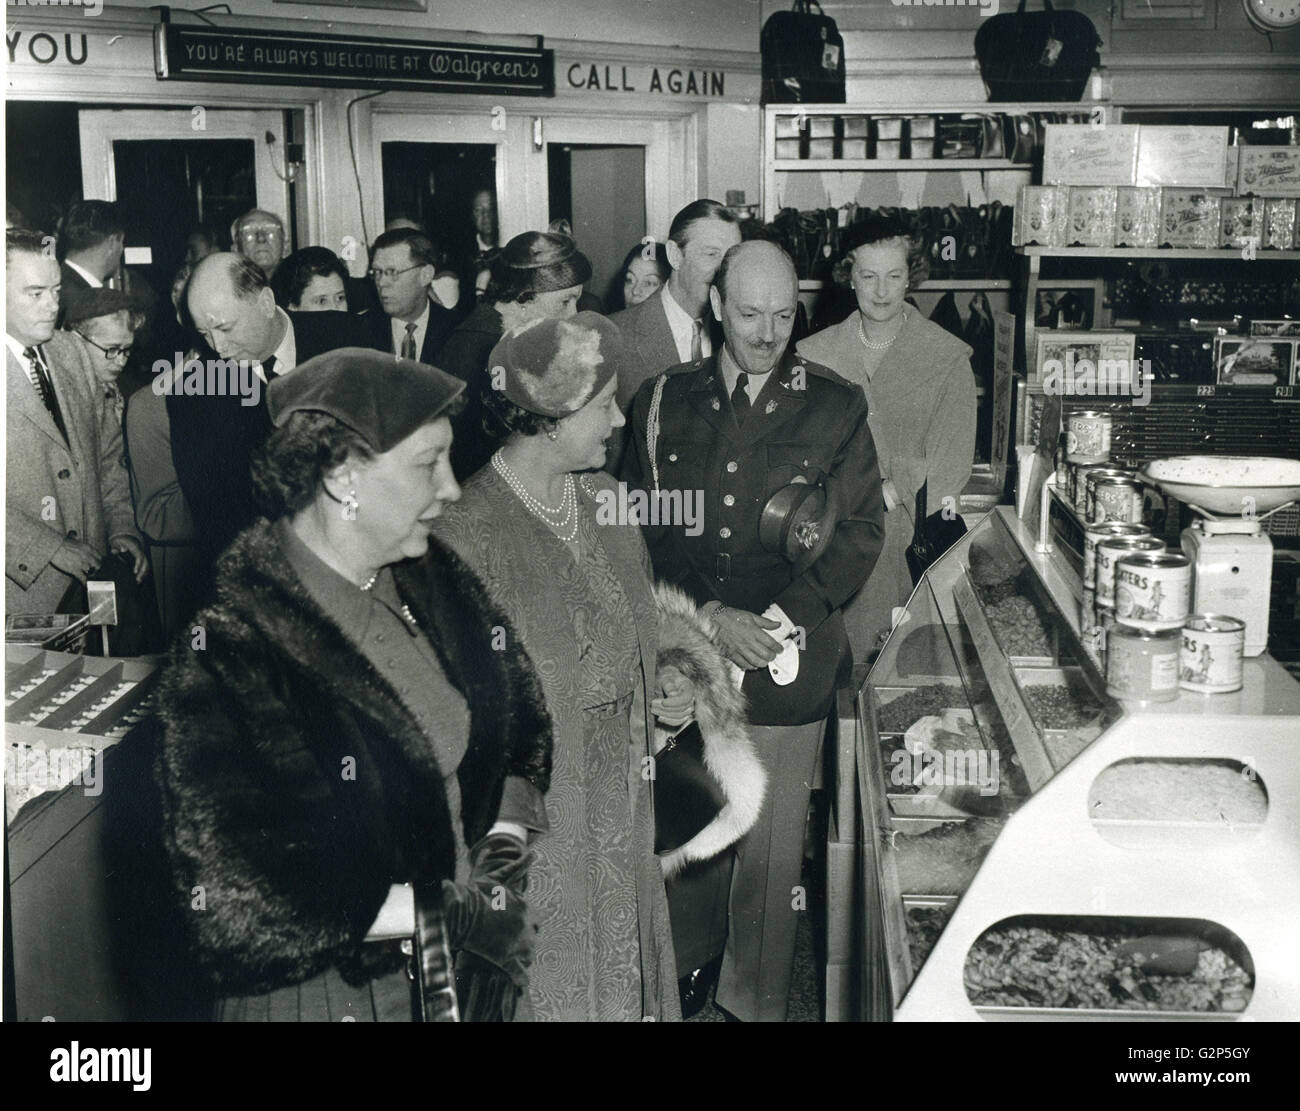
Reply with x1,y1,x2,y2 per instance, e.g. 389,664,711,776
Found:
4,0,1300,1079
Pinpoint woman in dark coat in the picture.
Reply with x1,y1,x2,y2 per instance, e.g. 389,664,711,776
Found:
107,348,553,1022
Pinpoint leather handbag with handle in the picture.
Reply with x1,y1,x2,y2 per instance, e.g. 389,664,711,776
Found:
905,482,969,587
761,0,846,104
974,0,1102,103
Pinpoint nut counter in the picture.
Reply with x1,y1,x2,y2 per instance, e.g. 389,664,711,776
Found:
827,506,1300,1022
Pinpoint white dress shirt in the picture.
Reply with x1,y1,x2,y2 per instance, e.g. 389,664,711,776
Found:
390,300,430,359
64,258,102,288
253,308,297,383
660,285,713,364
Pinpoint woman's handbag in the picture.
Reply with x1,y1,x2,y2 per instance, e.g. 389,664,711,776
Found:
761,0,846,104
653,723,727,855
974,0,1102,103
905,482,968,586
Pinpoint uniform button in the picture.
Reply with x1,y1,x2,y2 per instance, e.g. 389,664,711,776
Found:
57,469,71,479
719,527,731,539
66,529,79,539
803,458,810,466
726,461,738,473
723,494,735,507
668,452,678,462
18,563,28,572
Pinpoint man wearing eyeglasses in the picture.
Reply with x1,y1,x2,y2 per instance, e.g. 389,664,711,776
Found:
62,287,141,425
366,228,460,366
231,209,287,280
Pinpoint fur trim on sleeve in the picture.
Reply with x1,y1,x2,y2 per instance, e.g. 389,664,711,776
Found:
652,583,766,879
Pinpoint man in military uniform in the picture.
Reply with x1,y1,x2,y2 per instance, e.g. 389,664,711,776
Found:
622,239,885,1021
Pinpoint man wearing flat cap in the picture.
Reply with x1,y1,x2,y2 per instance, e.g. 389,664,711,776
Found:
437,230,592,480
622,239,885,1021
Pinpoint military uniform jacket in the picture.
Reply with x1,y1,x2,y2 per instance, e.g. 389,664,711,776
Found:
621,349,886,725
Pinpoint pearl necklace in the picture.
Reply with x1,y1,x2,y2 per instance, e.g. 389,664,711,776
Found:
858,309,907,351
492,450,579,544
360,572,418,626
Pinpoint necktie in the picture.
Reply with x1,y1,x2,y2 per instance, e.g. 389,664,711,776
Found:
24,346,68,441
731,372,751,427
262,354,278,379
690,319,703,362
402,322,418,360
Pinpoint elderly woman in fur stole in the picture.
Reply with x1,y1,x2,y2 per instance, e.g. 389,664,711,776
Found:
105,349,554,1022
431,313,764,1022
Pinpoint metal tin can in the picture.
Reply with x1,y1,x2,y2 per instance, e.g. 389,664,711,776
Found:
1067,410,1112,465
1096,536,1165,609
1071,463,1111,515
1089,476,1145,525
1115,551,1192,631
1079,466,1130,517
1106,623,1180,702
1084,521,1150,591
1180,614,1246,693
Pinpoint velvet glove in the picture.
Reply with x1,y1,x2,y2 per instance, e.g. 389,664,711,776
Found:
441,833,534,992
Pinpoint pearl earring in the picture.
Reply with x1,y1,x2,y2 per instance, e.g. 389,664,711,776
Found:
546,429,559,442
341,489,359,520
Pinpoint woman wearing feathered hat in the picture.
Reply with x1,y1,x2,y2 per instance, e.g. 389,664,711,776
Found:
432,312,765,1022
107,349,554,1022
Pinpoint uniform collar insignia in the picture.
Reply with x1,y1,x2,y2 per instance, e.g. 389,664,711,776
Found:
765,399,778,414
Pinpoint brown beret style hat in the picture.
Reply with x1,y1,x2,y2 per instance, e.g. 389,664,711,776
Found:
495,231,592,295
492,312,623,419
267,347,465,453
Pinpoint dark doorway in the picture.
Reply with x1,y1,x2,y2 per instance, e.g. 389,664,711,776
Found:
5,102,82,234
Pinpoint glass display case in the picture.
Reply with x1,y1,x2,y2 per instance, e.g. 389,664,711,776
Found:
830,507,1300,1022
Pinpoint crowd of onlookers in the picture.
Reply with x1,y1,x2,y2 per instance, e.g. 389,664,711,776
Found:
4,192,677,648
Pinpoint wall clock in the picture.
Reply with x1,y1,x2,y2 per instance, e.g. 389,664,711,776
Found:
1243,0,1300,32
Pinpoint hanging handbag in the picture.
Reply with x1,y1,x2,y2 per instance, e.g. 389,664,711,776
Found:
905,482,969,586
652,723,727,855
761,0,846,105
974,0,1102,103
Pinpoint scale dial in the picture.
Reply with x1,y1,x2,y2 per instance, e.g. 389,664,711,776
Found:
1243,0,1300,31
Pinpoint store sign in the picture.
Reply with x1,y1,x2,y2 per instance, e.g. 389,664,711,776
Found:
155,24,554,95
557,56,759,102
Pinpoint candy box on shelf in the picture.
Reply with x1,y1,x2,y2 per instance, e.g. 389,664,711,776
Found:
1237,146,1300,197
1159,189,1225,249
1263,198,1297,249
1213,336,1296,387
1220,197,1265,249
1042,124,1139,186
1114,187,1161,248
1137,126,1229,188
1066,186,1117,247
1013,184,1068,247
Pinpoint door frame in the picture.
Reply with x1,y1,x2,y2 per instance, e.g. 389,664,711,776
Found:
77,107,293,244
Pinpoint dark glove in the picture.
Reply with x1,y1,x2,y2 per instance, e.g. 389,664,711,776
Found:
441,833,534,990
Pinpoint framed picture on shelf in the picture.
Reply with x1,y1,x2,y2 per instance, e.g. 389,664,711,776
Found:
1034,287,1097,330
1033,330,1137,391
1249,319,1300,338
1213,337,1296,387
